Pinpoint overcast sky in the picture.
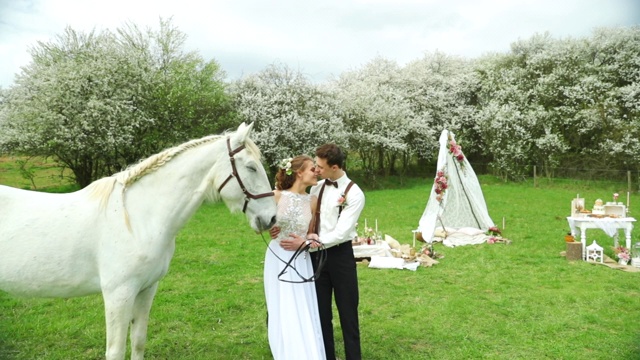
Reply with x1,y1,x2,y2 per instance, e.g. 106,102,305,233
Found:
1,0,638,88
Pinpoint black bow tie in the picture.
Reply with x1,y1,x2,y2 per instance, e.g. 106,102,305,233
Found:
325,179,338,188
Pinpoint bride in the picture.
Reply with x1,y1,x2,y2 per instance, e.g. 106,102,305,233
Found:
264,155,325,360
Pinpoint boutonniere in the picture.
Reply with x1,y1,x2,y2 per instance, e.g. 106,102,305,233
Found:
337,193,347,208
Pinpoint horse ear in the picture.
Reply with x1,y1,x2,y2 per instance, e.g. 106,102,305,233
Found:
233,122,254,143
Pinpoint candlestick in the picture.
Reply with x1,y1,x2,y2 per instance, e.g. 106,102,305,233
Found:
628,192,630,216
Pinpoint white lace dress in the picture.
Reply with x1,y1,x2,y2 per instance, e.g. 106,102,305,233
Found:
264,191,325,360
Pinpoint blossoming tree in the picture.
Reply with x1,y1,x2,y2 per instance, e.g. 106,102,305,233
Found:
230,63,346,173
0,19,231,187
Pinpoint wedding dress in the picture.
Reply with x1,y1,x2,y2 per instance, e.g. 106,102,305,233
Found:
264,191,326,360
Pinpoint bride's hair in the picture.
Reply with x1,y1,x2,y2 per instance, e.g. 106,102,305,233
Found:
275,155,312,190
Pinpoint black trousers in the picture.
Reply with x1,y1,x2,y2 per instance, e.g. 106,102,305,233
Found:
312,242,361,360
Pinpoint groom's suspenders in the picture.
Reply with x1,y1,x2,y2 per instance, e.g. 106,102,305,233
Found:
312,181,354,235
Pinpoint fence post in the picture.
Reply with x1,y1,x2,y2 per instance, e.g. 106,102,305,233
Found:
533,165,537,187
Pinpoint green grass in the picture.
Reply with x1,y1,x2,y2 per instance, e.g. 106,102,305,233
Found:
0,156,75,191
2,170,640,359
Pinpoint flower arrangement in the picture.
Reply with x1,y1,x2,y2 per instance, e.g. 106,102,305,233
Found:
355,221,380,245
356,227,377,245
434,170,448,202
448,136,465,167
487,236,511,245
278,157,293,175
485,226,511,244
419,243,442,259
362,226,375,239
614,246,630,261
487,226,501,236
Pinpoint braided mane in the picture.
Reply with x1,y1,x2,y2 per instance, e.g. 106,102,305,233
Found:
115,135,223,188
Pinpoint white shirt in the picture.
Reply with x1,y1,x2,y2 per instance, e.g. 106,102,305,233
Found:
310,173,365,249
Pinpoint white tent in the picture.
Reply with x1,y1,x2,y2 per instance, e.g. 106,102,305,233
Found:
417,129,495,247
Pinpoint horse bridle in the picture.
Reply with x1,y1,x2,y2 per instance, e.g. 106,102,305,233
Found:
217,136,326,283
217,137,274,213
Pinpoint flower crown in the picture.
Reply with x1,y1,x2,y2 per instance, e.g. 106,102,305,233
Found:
279,157,293,175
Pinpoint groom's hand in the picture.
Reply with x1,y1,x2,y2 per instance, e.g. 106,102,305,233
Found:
280,234,305,251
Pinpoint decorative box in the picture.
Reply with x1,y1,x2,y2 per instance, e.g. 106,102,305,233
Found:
571,198,585,217
604,204,626,217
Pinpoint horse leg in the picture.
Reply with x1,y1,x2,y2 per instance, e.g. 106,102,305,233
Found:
130,282,159,360
103,287,137,360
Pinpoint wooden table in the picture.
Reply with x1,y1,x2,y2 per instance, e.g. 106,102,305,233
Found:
567,216,636,260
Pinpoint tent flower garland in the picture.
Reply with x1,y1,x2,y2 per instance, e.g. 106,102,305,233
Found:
434,170,448,202
448,137,465,167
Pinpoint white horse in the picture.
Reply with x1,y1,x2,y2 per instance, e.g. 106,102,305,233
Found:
0,122,276,360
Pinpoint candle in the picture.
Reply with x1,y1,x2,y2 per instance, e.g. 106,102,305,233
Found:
502,217,505,230
375,219,378,233
628,192,630,210
365,219,367,230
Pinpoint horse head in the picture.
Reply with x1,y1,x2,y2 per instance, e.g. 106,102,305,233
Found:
213,122,277,232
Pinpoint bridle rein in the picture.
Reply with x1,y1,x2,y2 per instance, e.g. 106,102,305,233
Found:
216,137,275,213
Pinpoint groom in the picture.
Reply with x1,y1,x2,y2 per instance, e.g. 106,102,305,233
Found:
275,144,365,360
309,143,365,360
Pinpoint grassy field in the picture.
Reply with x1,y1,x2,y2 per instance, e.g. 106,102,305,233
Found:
1,166,640,359
0,156,75,191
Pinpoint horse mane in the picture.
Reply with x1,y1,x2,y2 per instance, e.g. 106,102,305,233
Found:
86,132,262,209
115,134,224,188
